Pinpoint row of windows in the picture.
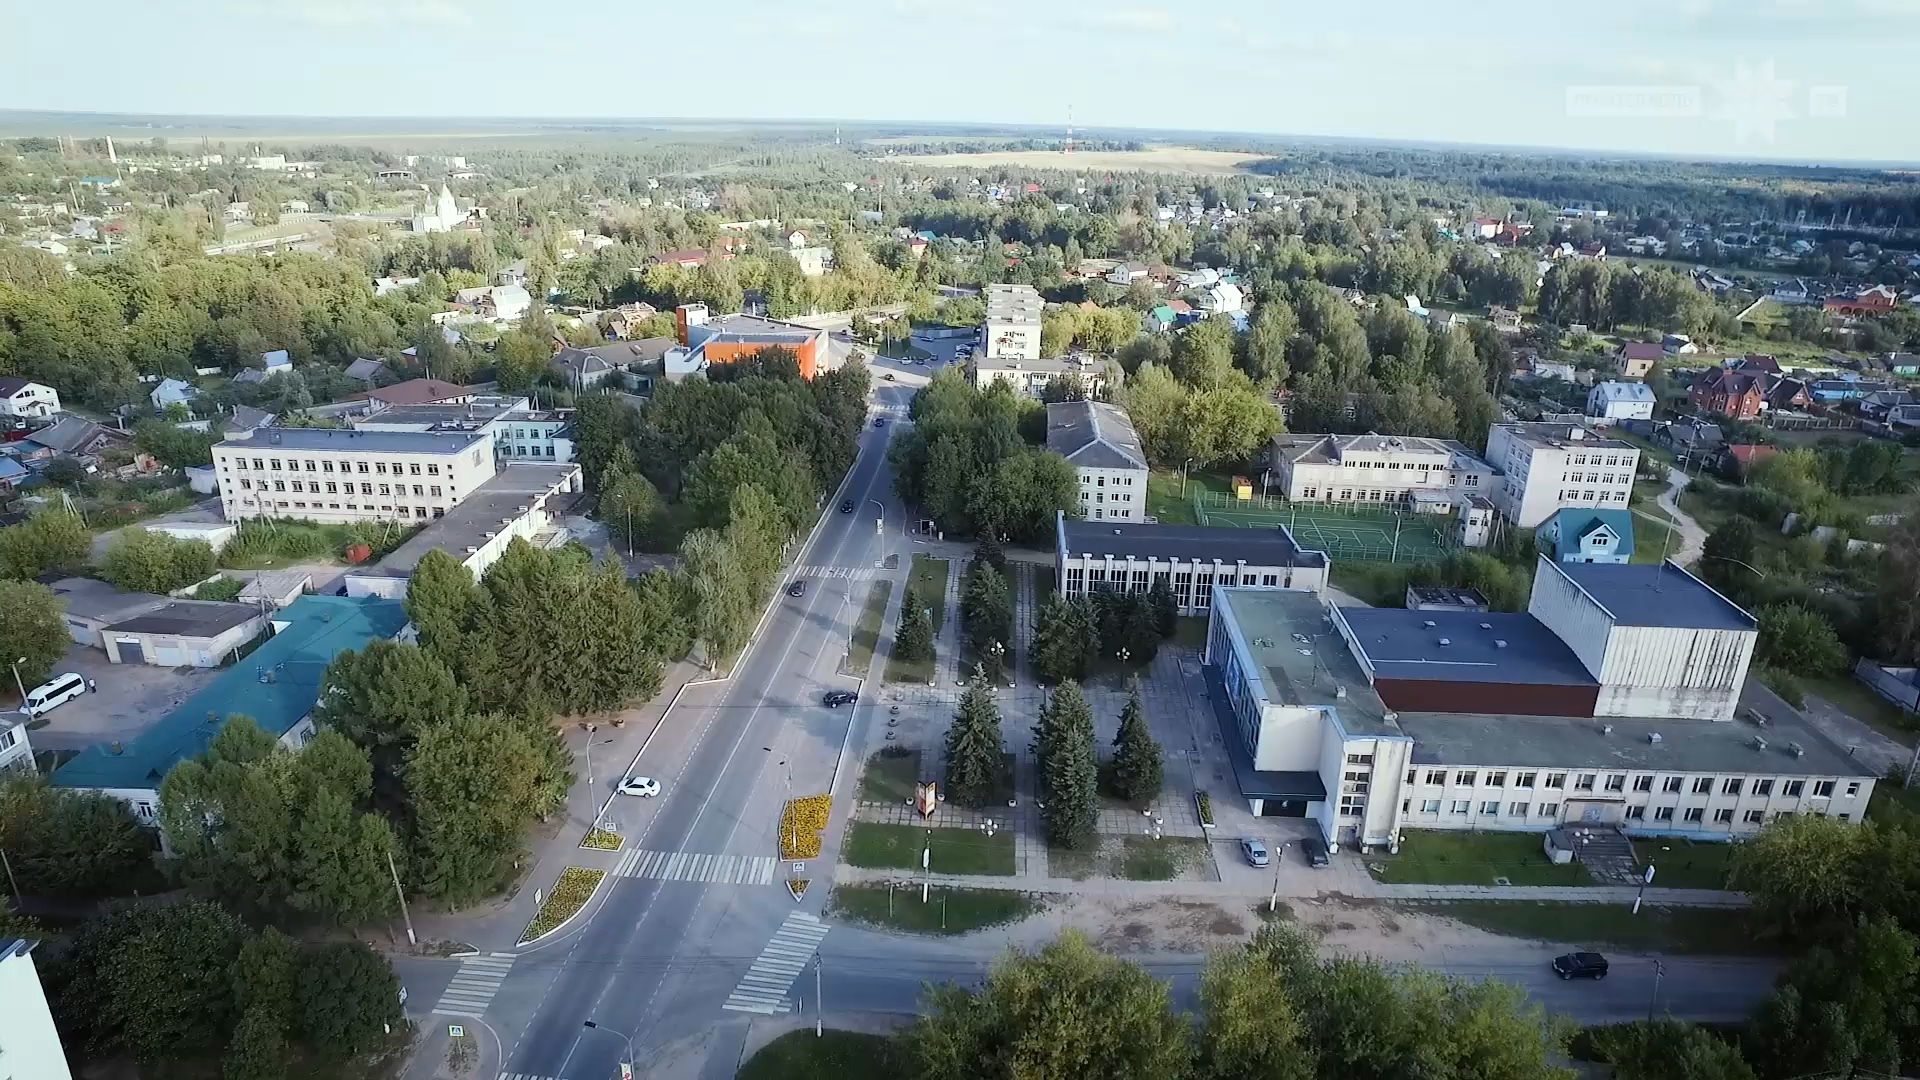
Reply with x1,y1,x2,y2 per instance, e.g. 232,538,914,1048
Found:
1562,489,1628,503
1561,472,1627,485
238,479,444,498
245,499,441,519
1339,459,1450,471
1414,767,1853,800
230,456,444,477
1417,799,1561,819
504,444,558,458
1081,491,1135,504
1567,454,1632,467
1079,473,1137,487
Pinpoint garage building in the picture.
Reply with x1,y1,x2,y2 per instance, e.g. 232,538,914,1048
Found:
102,601,272,668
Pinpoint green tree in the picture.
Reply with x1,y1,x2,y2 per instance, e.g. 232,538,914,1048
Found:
1748,915,1920,1079
1034,681,1099,849
599,454,664,554
293,941,402,1059
1883,514,1920,663
1031,596,1099,684
101,528,217,594
223,1005,288,1080
1196,940,1313,1080
0,508,91,580
0,779,152,901
1756,604,1847,678
406,712,542,903
680,529,755,667
101,900,247,1062
1241,301,1296,389
961,561,1012,679
313,640,468,801
908,932,1192,1080
1580,1020,1755,1080
1728,814,1876,938
0,580,73,691
894,588,936,665
492,327,552,393
944,676,1007,809
133,418,219,468
1104,682,1164,804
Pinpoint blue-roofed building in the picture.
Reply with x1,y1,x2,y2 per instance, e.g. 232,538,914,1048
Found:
51,594,408,822
1536,508,1635,564
0,456,29,493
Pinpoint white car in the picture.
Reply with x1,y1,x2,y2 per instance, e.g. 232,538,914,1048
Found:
618,776,661,798
22,672,87,717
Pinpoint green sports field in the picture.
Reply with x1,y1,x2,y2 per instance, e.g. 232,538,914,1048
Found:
1193,491,1453,564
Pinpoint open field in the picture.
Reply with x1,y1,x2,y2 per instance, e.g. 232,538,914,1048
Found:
886,147,1264,175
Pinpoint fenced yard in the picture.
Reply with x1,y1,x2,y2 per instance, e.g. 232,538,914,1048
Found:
1192,490,1456,564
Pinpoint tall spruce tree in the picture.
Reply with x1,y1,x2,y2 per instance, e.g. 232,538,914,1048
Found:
944,676,1006,808
1105,681,1164,804
894,588,935,665
1034,681,1099,849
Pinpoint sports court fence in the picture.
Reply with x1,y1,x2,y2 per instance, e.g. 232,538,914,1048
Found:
1191,489,1458,565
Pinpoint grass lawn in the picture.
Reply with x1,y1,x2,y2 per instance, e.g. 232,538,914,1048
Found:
1116,836,1211,881
1368,830,1592,886
827,884,1039,934
1173,615,1209,651
736,1030,907,1080
845,580,892,677
1047,842,1100,881
1146,467,1232,525
844,822,1016,876
1802,675,1918,744
1328,561,1412,607
1412,901,1777,955
1630,513,1680,564
1631,838,1733,889
858,750,919,806
884,556,948,684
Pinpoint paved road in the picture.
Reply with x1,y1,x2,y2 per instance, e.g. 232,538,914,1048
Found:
491,385,916,1080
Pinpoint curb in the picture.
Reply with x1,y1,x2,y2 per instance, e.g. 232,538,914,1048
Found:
515,867,609,948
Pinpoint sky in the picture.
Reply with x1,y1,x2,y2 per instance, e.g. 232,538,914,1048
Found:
4,0,1917,163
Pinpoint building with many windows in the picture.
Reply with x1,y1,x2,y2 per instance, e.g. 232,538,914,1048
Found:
341,463,581,598
980,283,1043,362
1484,422,1641,529
1201,559,1866,849
349,395,573,464
213,427,494,525
1045,400,1147,522
1055,514,1327,615
1269,433,1497,508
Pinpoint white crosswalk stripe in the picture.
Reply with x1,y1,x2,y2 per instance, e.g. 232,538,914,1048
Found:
498,1074,565,1080
723,911,831,1015
795,565,876,581
610,847,781,886
432,953,516,1017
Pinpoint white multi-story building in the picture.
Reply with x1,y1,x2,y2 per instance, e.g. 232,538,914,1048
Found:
971,354,1111,399
350,395,574,464
1203,560,1873,849
1055,514,1328,616
1271,433,1497,508
0,939,73,1080
1046,400,1147,522
0,377,60,419
980,283,1042,362
1485,422,1641,528
214,427,495,525
1586,381,1657,425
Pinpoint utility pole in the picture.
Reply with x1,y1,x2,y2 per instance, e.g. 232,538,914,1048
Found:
387,848,416,945
1647,959,1665,1022
0,848,20,907
584,723,598,831
814,954,823,1037
8,658,26,712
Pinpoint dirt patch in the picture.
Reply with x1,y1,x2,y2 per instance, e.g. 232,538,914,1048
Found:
886,148,1264,176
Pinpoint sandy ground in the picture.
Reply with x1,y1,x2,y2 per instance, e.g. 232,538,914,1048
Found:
885,148,1265,175
1002,893,1541,964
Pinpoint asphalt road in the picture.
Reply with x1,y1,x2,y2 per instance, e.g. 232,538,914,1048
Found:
493,385,916,1080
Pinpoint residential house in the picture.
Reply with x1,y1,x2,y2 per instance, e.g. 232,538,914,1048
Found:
1046,400,1148,523
1145,306,1178,333
1586,380,1657,425
342,378,475,414
0,457,29,493
1765,377,1813,412
1662,334,1698,355
1653,417,1725,457
1885,353,1919,377
1615,341,1663,378
149,378,196,411
455,284,531,322
1721,444,1778,478
498,260,530,287
1732,353,1781,374
1859,390,1915,421
791,246,833,277
1772,279,1812,305
1107,261,1151,286
1468,217,1502,239
1689,370,1767,420
1824,286,1899,317
1488,307,1522,332
654,248,710,269
344,357,389,384
0,377,60,418
23,416,116,459
1888,404,1920,433
1810,379,1890,403
261,349,291,372
607,302,658,339
552,343,643,390
1199,282,1244,315
1536,507,1635,564
372,274,420,298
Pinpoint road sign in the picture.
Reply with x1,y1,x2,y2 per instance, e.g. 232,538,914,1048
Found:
621,1065,633,1080
448,1025,465,1038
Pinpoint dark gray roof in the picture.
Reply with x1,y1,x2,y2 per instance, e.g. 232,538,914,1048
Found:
1045,400,1146,471
50,577,169,624
1339,608,1598,687
368,464,581,575
105,601,264,638
218,427,488,455
27,416,109,454
345,358,388,382
1553,561,1756,631
1057,515,1328,569
223,406,275,434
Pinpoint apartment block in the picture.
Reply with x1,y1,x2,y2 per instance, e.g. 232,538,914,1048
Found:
214,427,494,525
1485,422,1640,528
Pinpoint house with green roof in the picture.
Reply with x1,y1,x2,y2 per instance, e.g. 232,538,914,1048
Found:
1535,507,1635,565
51,594,408,822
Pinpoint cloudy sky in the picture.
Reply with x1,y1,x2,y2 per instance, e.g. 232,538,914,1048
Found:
3,0,1914,162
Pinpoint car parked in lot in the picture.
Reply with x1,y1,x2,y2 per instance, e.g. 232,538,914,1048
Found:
1302,834,1331,868
1239,838,1269,867
22,672,87,717
821,690,858,708
1552,952,1609,980
618,776,661,798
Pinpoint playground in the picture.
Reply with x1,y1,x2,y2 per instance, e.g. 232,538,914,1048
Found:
1192,490,1455,564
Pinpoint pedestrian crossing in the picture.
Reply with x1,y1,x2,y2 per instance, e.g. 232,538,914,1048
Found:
795,564,878,581
723,910,831,1014
498,1074,563,1080
611,847,780,886
432,952,515,1017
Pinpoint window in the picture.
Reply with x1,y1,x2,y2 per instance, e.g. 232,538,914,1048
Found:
1509,802,1529,817
1722,778,1743,796
412,485,424,496
1457,770,1477,786
410,464,421,475
1714,808,1735,824
1846,782,1861,797
1754,779,1774,796
1516,771,1536,788
1692,777,1715,794
273,480,285,492
1626,805,1645,819
1633,775,1653,792
1815,780,1835,797
1784,780,1805,797
1347,753,1373,766
269,458,283,471
1480,800,1500,814
1262,574,1278,586
360,483,372,495
1605,774,1625,792
1420,800,1441,813
326,482,337,494
1488,771,1507,787
290,481,304,492
1338,796,1365,817
378,484,390,496
357,462,369,474
253,458,264,470
1745,810,1766,824
376,463,388,475
1407,770,1417,784
1451,800,1470,815
1684,807,1705,822
428,464,440,476
1426,770,1446,786
430,486,442,497
1654,806,1675,821
1663,776,1684,793
1574,773,1595,791
322,460,333,473
305,459,316,471
1544,772,1566,789
1539,803,1559,819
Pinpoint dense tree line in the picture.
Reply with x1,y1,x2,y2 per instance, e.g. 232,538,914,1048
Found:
101,528,218,595
890,368,1078,542
1030,587,1175,684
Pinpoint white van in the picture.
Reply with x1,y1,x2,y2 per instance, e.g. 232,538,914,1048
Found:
23,672,87,717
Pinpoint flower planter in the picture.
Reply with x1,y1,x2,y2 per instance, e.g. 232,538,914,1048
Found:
1195,791,1215,830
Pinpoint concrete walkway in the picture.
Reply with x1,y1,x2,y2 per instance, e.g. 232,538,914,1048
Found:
1657,467,1708,567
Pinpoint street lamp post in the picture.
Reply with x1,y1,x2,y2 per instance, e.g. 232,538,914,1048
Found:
581,1020,636,1080
1269,842,1290,913
8,658,25,713
1647,960,1665,1023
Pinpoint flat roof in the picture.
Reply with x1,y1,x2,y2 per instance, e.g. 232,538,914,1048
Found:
50,577,168,624
366,464,580,576
1059,516,1328,569
1552,560,1756,631
984,283,1043,323
1494,421,1636,452
1339,608,1599,688
105,601,264,638
218,427,489,455
1277,432,1493,470
350,396,530,428
1210,588,1400,736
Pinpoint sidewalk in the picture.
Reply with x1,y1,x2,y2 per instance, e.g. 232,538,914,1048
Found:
830,865,1748,907
1658,467,1708,567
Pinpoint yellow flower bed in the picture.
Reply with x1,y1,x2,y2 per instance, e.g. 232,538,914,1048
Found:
580,828,623,851
780,794,831,860
519,867,605,944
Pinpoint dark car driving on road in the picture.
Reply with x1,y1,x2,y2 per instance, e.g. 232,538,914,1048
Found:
839,499,855,513
1552,952,1609,980
822,690,858,708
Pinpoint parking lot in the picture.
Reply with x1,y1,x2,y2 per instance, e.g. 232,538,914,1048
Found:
25,642,223,753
